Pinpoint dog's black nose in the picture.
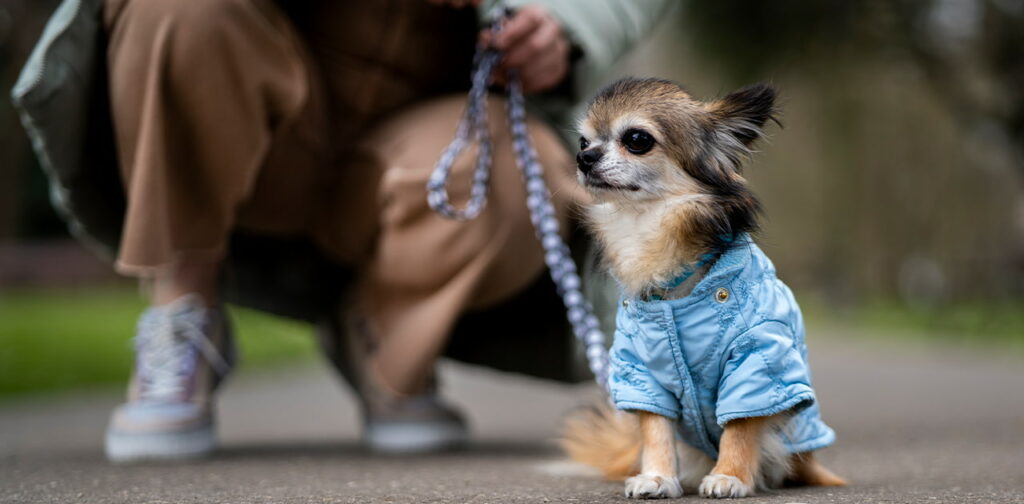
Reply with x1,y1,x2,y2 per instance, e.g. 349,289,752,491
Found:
576,148,603,174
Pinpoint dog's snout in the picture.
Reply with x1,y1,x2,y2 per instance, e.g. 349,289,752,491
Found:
576,148,603,174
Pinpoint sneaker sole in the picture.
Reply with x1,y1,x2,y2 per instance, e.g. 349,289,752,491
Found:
105,424,215,463
365,421,468,454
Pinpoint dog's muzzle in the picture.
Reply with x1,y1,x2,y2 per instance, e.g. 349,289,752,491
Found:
576,148,603,175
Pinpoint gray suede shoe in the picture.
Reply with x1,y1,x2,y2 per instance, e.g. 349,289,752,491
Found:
318,310,468,454
104,294,235,463
363,392,469,454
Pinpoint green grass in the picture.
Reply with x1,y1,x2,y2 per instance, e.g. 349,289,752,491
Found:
800,295,1024,350
0,287,317,399
1,287,1021,399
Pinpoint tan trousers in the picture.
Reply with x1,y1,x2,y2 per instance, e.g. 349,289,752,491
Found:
104,0,586,393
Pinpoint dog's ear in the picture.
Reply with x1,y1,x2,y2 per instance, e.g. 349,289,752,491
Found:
708,83,778,147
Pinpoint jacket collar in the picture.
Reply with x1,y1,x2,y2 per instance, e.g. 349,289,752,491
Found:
686,234,755,299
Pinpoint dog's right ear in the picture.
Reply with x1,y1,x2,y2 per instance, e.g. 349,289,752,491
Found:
708,83,778,147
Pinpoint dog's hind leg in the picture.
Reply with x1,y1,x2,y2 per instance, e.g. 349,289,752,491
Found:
787,451,848,487
675,439,715,492
624,412,684,498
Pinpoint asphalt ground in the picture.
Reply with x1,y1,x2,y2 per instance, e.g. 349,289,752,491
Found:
2,330,1023,503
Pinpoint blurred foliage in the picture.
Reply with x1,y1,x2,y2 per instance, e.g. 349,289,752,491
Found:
680,0,1024,174
801,296,1024,349
614,0,1024,303
0,288,318,399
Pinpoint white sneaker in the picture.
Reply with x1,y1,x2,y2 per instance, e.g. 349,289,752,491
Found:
104,294,235,462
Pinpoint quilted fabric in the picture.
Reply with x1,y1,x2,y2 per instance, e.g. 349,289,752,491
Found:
608,236,836,459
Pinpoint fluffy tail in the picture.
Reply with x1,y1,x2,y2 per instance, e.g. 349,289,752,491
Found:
559,402,642,480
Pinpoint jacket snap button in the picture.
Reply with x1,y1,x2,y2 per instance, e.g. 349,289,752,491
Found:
622,300,630,308
715,288,730,303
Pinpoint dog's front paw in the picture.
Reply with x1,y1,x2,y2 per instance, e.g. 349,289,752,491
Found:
625,473,683,499
698,473,752,498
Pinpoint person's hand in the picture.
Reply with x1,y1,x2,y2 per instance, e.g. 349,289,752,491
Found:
481,5,571,94
426,0,481,8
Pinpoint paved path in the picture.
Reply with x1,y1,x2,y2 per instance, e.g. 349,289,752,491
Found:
2,331,1023,503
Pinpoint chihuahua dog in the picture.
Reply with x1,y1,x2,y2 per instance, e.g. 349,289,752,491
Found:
562,78,847,499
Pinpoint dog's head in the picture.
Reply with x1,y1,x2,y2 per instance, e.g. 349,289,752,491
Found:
577,78,777,247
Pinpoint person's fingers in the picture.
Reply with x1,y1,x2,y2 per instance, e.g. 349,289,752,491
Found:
503,17,560,69
517,40,559,77
493,23,568,93
519,47,568,93
493,7,543,51
482,5,569,93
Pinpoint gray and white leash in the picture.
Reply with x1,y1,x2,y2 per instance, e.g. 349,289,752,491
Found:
425,39,499,220
427,11,611,390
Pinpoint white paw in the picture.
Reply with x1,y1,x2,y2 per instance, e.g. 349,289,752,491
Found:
699,473,752,498
625,473,684,499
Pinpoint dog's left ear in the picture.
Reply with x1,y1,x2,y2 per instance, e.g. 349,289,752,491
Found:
709,83,778,147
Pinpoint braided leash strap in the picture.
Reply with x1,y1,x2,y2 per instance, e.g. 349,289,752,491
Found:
427,14,611,390
425,46,499,220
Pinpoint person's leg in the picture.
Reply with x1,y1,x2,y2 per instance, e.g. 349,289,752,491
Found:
106,0,317,297
313,93,584,452
341,94,587,396
295,1,584,451
103,0,321,461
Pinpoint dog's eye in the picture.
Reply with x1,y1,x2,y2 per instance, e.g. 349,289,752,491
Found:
621,129,655,155
579,136,590,151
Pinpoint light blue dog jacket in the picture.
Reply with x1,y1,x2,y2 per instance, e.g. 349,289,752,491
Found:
608,236,835,459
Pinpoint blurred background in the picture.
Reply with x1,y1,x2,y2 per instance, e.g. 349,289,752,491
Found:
1,0,1022,400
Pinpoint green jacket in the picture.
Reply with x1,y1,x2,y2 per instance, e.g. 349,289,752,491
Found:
12,0,671,380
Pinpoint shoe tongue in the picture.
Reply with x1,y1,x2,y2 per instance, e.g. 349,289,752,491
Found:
137,294,209,345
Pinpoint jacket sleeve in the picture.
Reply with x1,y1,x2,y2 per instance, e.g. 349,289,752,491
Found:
479,0,674,123
607,305,682,419
502,0,672,80
609,342,682,420
714,321,817,426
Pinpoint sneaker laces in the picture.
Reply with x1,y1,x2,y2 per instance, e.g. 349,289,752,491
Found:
134,303,231,401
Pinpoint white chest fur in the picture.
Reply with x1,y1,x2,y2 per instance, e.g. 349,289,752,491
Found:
587,198,700,296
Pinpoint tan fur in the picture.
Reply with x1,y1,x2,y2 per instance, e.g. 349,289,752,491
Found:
562,405,847,496
638,412,677,477
788,452,849,487
710,416,769,487
625,412,684,498
560,403,640,480
586,196,714,297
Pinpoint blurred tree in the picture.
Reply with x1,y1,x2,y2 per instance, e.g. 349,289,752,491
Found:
680,0,1024,176
676,0,1024,301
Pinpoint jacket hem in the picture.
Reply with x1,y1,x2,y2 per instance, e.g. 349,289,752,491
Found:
715,390,815,427
613,399,680,420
